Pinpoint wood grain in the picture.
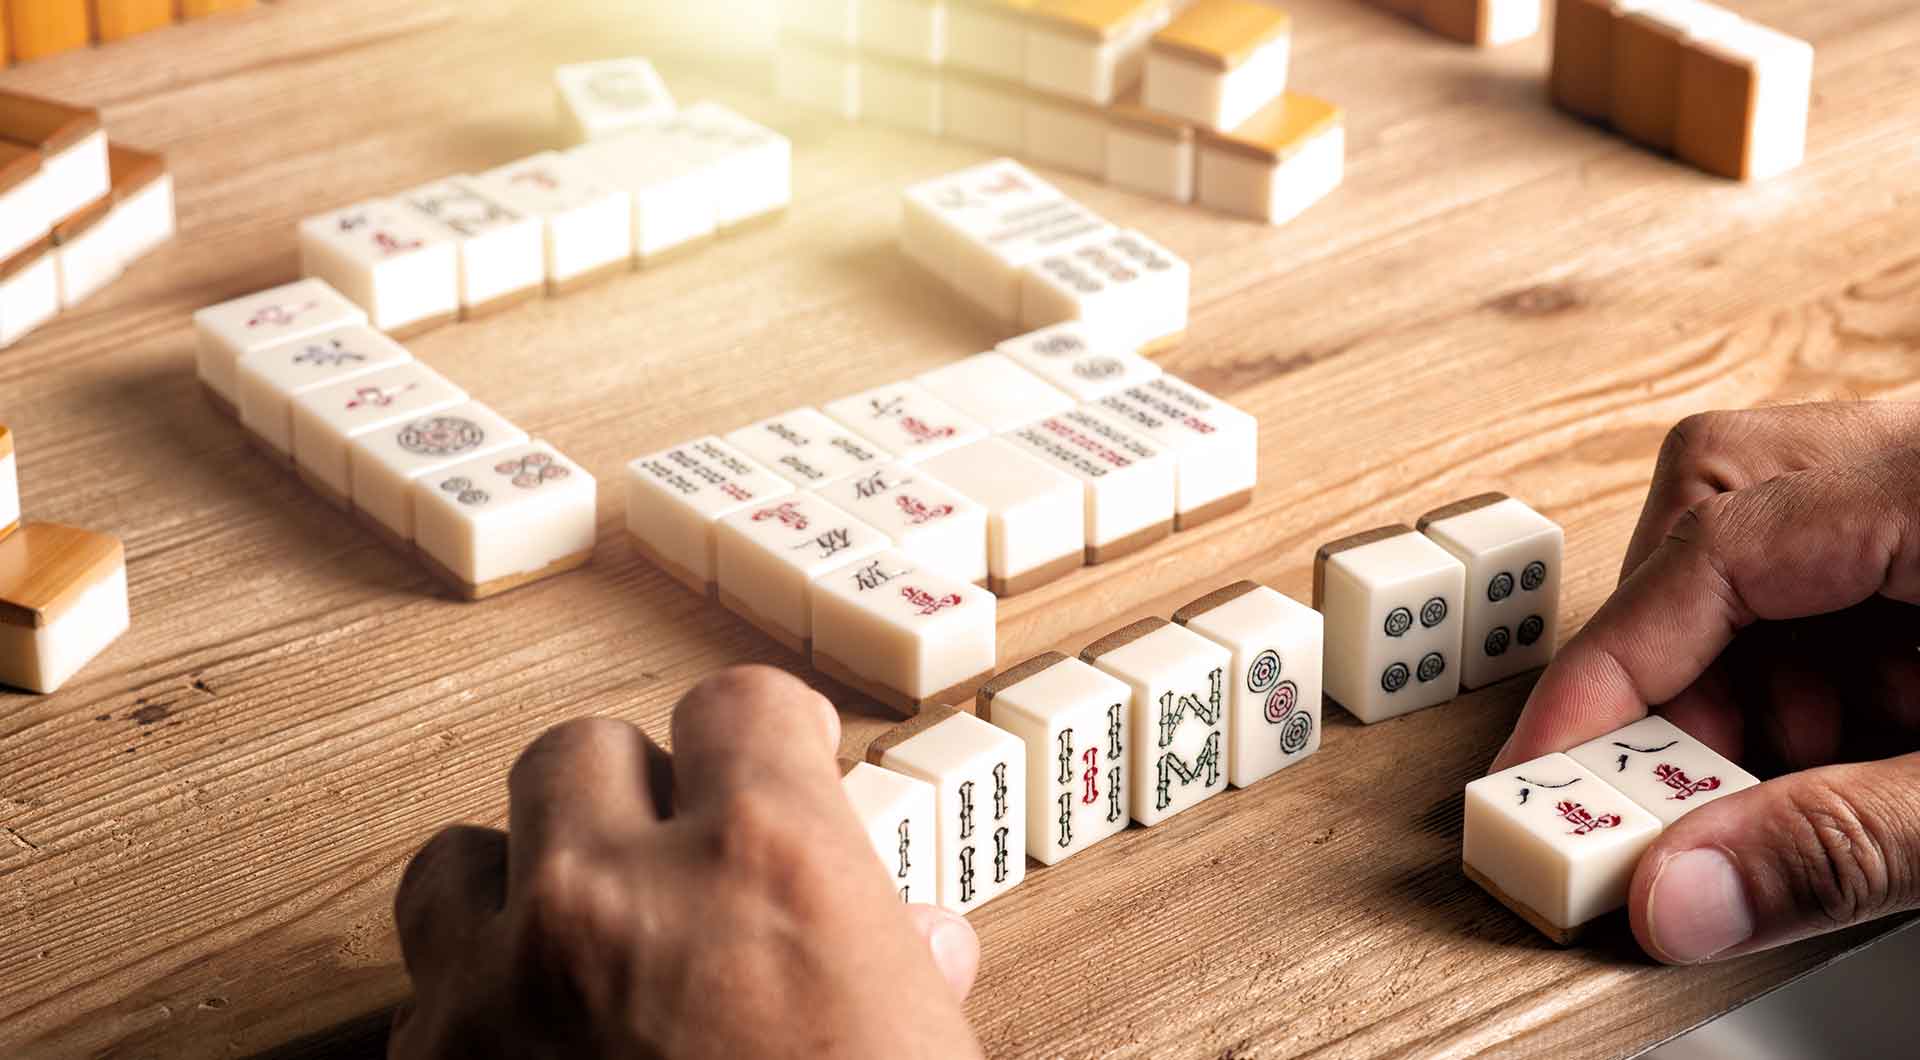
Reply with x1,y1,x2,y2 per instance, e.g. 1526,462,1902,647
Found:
0,0,1917,1057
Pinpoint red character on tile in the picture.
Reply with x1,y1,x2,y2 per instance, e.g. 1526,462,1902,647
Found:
1555,800,1622,836
900,587,962,616
751,502,809,532
1654,763,1721,801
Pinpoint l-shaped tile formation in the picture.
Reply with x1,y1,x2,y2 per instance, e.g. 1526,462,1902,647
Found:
777,0,1346,225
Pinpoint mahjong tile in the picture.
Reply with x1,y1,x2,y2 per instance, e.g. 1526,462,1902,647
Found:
235,324,413,459
554,57,676,142
567,128,719,263
626,436,794,595
714,492,891,654
841,760,939,904
822,382,989,464
194,279,368,413
397,179,545,318
289,362,468,510
996,321,1163,401
1566,716,1760,827
917,438,1084,596
978,652,1132,864
913,352,1074,433
413,440,598,599
1417,493,1563,690
1174,581,1322,788
999,407,1174,563
297,199,460,335
724,407,894,489
867,706,1026,914
0,523,128,694
469,152,633,293
1081,617,1230,827
1093,373,1256,529
1314,525,1467,724
812,549,997,713
1019,228,1189,352
348,401,528,546
815,463,989,585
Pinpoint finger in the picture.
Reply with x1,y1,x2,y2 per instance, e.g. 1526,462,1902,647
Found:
1495,453,1920,770
1621,403,1920,579
508,717,667,895
394,825,508,978
1629,751,1920,963
904,904,982,1001
669,665,842,814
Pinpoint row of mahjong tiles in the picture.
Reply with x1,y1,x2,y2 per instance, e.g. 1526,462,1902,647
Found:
192,277,597,601
837,487,1564,916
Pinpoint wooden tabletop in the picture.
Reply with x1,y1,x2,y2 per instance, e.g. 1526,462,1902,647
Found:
2,1,1916,1056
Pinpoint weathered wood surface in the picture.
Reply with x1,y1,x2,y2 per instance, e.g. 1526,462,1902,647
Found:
1,0,1916,1056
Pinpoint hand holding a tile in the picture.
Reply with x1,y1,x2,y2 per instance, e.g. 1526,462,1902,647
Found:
1492,402,1920,964
390,666,983,1060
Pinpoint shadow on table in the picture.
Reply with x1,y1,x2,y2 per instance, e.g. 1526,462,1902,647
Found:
246,1010,391,1060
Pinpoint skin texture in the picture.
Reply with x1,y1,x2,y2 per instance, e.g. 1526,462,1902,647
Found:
390,666,985,1060
1493,402,1920,964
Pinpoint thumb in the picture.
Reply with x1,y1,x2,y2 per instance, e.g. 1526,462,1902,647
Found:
904,903,981,1000
1630,752,1920,963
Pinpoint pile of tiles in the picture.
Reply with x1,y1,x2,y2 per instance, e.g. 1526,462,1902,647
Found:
776,0,1345,225
2,0,255,67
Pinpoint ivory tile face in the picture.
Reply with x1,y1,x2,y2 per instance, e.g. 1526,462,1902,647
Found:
822,382,989,463
290,362,468,507
817,463,989,586
0,523,129,694
193,279,369,409
776,39,862,119
978,652,1131,864
567,130,718,262
469,153,634,291
1021,94,1109,179
899,158,1113,322
1196,91,1344,225
398,180,545,316
297,200,460,333
919,439,1085,595
1175,581,1322,787
1020,229,1189,352
914,352,1074,432
841,762,940,903
1024,0,1169,104
714,493,890,653
947,0,1033,81
105,144,174,266
1417,494,1562,690
0,143,48,264
348,401,528,544
783,0,861,45
812,549,997,711
868,707,1026,914
861,0,947,63
1314,526,1466,724
860,57,945,135
1106,98,1197,203
1145,0,1292,132
1674,19,1813,182
672,102,793,229
554,57,676,143
627,437,794,594
53,205,123,308
942,74,1027,156
1566,716,1759,827
413,441,598,597
999,407,1173,562
1093,374,1256,527
235,324,413,457
1463,753,1662,940
0,426,17,535
0,240,59,350
725,407,893,489
997,321,1163,400
1083,618,1230,827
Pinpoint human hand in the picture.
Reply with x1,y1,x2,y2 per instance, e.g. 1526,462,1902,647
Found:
390,665,985,1060
1492,402,1920,963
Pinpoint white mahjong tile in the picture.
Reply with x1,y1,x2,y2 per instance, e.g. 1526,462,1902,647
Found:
812,549,997,711
413,440,598,596
947,0,1029,81
0,143,48,265
398,179,545,316
289,362,468,507
298,200,460,334
1676,19,1813,182
1175,581,1322,788
713,492,890,653
841,761,939,904
1023,0,1168,105
0,425,17,534
860,56,945,135
942,72,1027,155
192,278,368,409
1314,526,1467,724
566,127,719,262
236,324,413,457
348,401,528,544
978,652,1131,865
670,102,793,229
0,523,129,694
1093,373,1256,528
1106,97,1197,204
862,0,947,63
1143,0,1292,132
999,407,1174,563
1196,92,1345,226
53,204,124,308
822,381,989,463
816,463,988,586
554,57,677,143
470,153,634,291
913,352,1074,432
626,436,794,594
1020,229,1190,351
0,240,59,351
918,438,1083,596
1020,93,1109,179
106,146,175,267
1463,753,1662,940
1417,494,1564,690
783,0,860,45
899,158,1113,322
775,39,863,119
868,707,1026,914
1082,617,1230,827
1566,716,1760,827
724,407,894,489
996,321,1162,401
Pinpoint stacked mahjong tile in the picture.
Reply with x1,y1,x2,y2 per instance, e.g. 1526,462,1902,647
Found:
0,423,131,694
1356,0,1541,47
296,57,789,338
0,90,176,349
1549,0,1811,181
777,0,1346,224
3,0,257,67
626,320,1258,712
193,279,597,600
839,576,1322,914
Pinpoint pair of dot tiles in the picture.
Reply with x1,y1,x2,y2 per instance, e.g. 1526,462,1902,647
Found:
1314,494,1561,724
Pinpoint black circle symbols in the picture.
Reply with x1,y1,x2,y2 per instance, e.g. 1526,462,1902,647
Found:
1522,561,1548,592
1417,653,1446,682
1488,572,1514,602
1517,615,1545,646
1382,663,1410,692
1420,597,1448,628
1485,627,1512,657
1384,608,1413,637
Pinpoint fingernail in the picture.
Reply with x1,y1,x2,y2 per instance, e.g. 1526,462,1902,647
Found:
1648,848,1755,963
816,694,842,750
929,913,971,966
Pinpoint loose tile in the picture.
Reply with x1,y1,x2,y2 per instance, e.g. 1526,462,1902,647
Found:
1417,493,1563,690
1314,525,1466,723
1144,0,1291,132
1674,18,1812,181
0,523,129,694
554,57,676,143
1566,716,1760,826
1020,228,1189,351
235,324,413,460
290,362,469,510
467,153,634,294
1195,90,1344,225
297,199,460,335
349,401,528,547
398,179,546,319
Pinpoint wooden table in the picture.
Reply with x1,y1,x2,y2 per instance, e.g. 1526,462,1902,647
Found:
2,1,1915,1056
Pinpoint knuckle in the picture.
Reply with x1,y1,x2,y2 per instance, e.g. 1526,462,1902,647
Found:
511,717,631,785
1660,413,1733,473
690,664,812,708
519,848,636,957
1772,780,1897,929
703,786,824,886
394,826,469,924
